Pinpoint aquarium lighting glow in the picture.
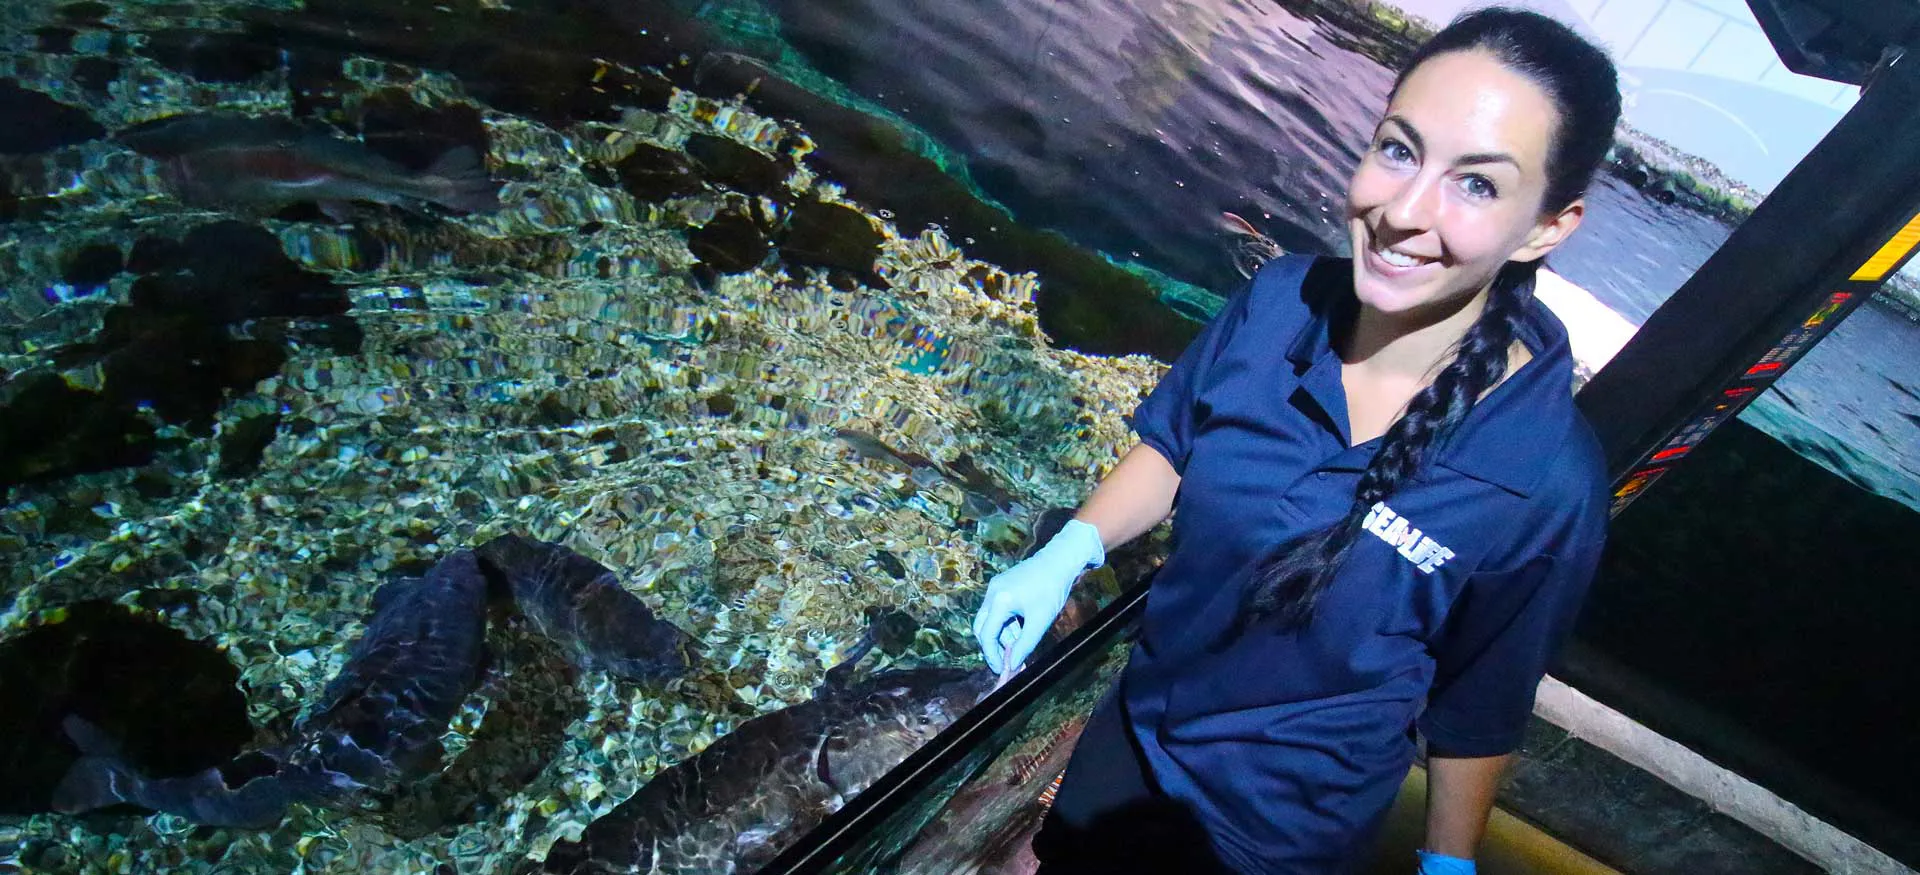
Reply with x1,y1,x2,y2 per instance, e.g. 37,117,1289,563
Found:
1851,211,1920,281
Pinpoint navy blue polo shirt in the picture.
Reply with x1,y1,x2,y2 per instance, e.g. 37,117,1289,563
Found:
1121,254,1609,872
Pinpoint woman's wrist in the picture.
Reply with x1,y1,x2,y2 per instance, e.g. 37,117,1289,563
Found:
1045,518,1106,571
1415,849,1476,874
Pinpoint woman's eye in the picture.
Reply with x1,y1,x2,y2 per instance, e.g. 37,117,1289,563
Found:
1461,175,1498,199
1377,139,1414,164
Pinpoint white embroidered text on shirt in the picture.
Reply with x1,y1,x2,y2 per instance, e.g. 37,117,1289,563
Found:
1361,501,1454,574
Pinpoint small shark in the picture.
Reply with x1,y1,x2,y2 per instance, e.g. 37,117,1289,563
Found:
53,549,492,828
50,537,696,828
540,634,996,874
116,113,502,218
833,428,1024,519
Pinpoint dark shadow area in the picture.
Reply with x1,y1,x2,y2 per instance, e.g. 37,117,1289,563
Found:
1030,797,1232,875
1566,417,1920,867
0,600,253,814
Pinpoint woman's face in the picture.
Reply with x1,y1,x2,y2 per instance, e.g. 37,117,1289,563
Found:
1346,50,1583,320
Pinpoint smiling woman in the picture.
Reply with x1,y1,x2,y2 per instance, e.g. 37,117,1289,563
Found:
972,7,1625,874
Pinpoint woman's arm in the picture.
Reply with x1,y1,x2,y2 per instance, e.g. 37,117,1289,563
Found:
1423,751,1513,858
1072,443,1183,550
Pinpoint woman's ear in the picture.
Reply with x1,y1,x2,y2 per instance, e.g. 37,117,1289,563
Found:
1512,198,1585,263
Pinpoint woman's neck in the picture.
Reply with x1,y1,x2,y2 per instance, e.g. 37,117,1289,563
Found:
1341,287,1490,381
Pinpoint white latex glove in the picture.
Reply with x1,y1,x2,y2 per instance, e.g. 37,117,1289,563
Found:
972,519,1104,676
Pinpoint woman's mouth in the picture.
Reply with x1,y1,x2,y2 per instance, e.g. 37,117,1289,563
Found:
1363,235,1439,276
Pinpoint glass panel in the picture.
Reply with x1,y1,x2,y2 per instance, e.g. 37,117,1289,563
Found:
803,603,1134,874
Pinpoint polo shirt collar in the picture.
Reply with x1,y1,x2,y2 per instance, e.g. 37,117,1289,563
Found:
1284,261,1575,497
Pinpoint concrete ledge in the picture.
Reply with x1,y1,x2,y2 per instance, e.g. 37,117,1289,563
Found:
1516,676,1912,874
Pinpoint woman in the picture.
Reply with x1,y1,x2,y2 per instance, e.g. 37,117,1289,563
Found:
973,8,1621,873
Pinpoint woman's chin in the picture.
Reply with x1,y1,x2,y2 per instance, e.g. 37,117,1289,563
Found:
1353,274,1435,315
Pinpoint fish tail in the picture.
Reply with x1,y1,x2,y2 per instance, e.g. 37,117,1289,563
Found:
422,145,502,213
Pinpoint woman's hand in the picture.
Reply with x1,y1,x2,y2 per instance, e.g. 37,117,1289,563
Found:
972,519,1105,675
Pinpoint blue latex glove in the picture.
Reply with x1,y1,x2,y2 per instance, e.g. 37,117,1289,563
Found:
973,519,1105,676
1416,850,1477,875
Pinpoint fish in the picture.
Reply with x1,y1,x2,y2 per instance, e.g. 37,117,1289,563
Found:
1220,211,1285,279
52,549,492,827
540,631,996,874
834,428,1024,519
50,535,696,828
115,113,502,217
474,533,700,684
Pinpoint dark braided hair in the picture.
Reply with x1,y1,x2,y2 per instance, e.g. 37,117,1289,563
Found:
1242,8,1621,629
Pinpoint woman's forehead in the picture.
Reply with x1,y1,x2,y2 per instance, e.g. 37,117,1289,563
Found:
1385,51,1558,170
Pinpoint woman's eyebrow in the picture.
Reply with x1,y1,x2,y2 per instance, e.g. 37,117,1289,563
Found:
1381,115,1520,170
1456,151,1520,169
1381,115,1424,154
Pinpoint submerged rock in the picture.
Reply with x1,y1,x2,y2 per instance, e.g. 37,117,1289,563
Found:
348,88,494,180
685,133,789,197
687,210,771,274
64,221,357,432
0,376,159,493
0,79,103,154
780,199,882,279
138,29,281,83
614,142,704,202
59,242,123,290
214,413,282,480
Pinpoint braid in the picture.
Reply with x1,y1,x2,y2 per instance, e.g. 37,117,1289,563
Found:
1241,262,1537,630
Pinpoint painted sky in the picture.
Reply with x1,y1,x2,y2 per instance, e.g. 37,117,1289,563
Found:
1383,0,1862,192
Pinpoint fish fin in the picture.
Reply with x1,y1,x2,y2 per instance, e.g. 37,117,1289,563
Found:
318,200,355,223
1219,211,1261,236
370,576,419,612
822,620,886,692
51,755,145,814
423,146,501,214
425,145,486,181
61,714,125,758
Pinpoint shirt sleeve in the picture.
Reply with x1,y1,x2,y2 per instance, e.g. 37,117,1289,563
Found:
1417,496,1607,757
1125,276,1257,475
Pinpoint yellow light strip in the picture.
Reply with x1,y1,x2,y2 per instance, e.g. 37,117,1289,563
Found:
1852,210,1920,281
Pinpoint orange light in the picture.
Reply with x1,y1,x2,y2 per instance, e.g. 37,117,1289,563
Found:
1853,211,1920,281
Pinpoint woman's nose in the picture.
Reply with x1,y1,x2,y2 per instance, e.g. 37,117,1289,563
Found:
1382,174,1441,233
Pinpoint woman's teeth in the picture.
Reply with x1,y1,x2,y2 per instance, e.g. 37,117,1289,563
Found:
1376,248,1428,268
